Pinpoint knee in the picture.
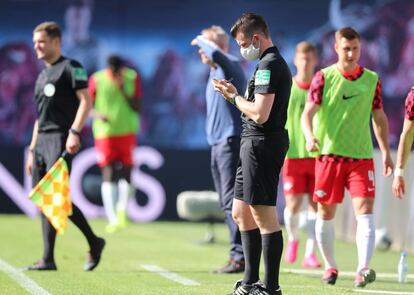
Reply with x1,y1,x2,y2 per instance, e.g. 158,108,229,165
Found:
317,203,336,220
232,207,252,229
318,210,335,220
285,195,304,214
289,202,301,214
355,201,374,215
232,210,242,226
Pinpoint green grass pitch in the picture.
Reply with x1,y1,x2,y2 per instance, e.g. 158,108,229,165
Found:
0,215,413,294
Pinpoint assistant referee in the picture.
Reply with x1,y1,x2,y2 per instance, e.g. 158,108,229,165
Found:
26,21,105,271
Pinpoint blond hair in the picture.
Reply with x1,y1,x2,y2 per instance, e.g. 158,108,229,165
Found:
33,21,62,39
295,41,317,54
202,25,229,50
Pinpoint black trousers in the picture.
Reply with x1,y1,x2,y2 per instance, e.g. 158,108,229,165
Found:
211,136,243,261
32,132,97,262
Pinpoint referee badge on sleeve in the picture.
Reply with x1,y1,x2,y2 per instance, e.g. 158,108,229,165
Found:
255,70,271,86
44,83,56,97
72,67,88,81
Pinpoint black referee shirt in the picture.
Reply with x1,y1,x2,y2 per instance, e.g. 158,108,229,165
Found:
242,46,292,137
34,56,88,133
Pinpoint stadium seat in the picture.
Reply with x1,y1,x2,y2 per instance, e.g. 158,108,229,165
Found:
176,191,225,244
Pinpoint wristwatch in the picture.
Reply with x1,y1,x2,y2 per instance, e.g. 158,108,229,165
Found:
228,93,238,106
69,128,81,137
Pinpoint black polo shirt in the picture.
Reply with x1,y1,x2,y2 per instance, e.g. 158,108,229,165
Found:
242,46,292,137
34,56,88,133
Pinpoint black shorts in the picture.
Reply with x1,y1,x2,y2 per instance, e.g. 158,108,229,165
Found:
234,136,288,206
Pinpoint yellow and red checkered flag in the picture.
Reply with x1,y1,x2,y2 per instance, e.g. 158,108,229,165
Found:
29,156,73,234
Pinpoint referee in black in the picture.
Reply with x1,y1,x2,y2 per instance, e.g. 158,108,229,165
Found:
213,13,291,295
25,21,105,271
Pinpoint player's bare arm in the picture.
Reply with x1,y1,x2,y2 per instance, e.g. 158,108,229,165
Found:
89,109,109,122
372,108,394,176
126,96,140,113
213,79,273,124
235,93,274,125
301,102,320,152
392,118,414,199
26,120,39,175
115,73,141,113
66,88,92,154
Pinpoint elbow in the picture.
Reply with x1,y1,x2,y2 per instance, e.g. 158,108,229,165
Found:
86,100,93,114
300,115,307,130
301,111,313,130
84,96,93,113
254,113,269,125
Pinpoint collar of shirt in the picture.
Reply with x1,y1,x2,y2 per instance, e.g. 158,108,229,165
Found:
337,64,363,81
293,76,311,90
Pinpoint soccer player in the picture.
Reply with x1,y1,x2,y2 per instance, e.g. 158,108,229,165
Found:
301,27,393,288
191,26,245,273
283,41,321,268
214,13,291,295
26,21,105,271
89,55,141,233
393,87,414,198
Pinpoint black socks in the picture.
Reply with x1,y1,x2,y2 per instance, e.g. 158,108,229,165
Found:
41,204,98,263
262,230,283,291
241,228,262,284
69,204,98,247
41,214,56,263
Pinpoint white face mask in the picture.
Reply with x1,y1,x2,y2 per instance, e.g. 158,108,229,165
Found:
240,37,260,61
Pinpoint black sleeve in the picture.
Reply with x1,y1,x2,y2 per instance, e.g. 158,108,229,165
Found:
212,51,234,79
213,51,246,94
254,59,278,95
66,59,88,90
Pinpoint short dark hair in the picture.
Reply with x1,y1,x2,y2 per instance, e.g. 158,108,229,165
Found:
230,13,269,39
33,22,62,39
335,27,360,41
107,55,124,73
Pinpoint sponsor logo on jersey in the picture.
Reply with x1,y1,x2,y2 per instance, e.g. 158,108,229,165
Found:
342,94,358,100
283,182,293,191
314,190,327,198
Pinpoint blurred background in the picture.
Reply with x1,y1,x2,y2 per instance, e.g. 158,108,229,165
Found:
0,0,413,250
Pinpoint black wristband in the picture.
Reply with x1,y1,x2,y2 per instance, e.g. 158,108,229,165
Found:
69,128,81,137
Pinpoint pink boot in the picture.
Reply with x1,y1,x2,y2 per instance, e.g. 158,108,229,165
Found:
302,253,321,268
284,240,299,263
